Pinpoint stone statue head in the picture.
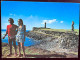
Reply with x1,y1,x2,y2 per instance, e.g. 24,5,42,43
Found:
72,21,74,25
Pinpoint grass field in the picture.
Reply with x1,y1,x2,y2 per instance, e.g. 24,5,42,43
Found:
40,29,79,35
40,28,79,32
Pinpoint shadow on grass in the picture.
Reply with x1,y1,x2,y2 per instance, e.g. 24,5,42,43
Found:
23,54,66,58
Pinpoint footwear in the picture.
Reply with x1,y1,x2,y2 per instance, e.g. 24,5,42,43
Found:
14,53,17,56
18,54,21,57
7,53,12,56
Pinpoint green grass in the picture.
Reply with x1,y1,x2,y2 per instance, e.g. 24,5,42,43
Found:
2,45,39,58
41,29,67,32
32,29,79,37
40,28,78,32
38,28,79,35
68,52,78,55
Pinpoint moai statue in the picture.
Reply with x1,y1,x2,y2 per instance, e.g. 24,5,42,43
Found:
45,22,46,28
72,21,74,31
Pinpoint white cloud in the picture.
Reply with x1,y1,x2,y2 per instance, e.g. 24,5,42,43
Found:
41,19,57,24
5,23,9,25
10,13,15,16
60,21,63,23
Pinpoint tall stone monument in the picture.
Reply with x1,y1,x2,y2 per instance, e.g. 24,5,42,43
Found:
45,22,46,28
72,21,74,31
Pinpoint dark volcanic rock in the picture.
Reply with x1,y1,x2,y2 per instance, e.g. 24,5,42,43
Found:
58,33,79,49
26,30,79,49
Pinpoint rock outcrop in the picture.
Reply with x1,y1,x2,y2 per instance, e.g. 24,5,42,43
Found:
26,29,79,49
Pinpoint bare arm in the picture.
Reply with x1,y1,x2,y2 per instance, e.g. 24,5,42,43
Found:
24,25,26,41
3,33,7,39
16,26,18,34
3,26,8,39
24,25,26,36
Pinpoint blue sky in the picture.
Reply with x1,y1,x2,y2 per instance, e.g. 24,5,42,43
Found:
1,1,79,30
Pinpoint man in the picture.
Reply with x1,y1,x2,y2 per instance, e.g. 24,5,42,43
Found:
3,18,18,56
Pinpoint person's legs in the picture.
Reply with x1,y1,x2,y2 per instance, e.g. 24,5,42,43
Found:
72,25,74,31
18,42,21,57
13,38,17,56
73,26,74,31
8,37,12,56
20,43,25,57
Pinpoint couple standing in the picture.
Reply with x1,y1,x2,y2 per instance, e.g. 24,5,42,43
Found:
3,18,26,57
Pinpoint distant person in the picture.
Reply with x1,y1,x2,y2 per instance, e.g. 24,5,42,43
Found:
3,18,18,56
16,19,26,57
72,21,74,31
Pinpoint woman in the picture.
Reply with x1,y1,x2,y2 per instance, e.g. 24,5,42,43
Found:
16,19,26,57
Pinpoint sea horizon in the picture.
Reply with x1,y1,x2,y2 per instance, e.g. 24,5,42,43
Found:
1,29,30,32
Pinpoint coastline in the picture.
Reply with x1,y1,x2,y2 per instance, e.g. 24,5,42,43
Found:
2,29,79,58
25,29,79,58
26,29,79,49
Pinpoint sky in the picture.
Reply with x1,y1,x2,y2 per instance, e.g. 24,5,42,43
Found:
1,1,79,30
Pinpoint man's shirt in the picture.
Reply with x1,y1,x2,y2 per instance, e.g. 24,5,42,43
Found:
6,24,18,36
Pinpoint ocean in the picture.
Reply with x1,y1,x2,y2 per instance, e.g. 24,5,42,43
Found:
1,29,41,47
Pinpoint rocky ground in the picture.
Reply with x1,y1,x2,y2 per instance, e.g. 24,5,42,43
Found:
2,43,78,58
25,29,79,58
26,30,79,49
